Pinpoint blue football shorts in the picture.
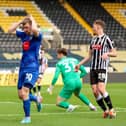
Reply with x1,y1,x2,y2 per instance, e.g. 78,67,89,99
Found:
17,68,39,89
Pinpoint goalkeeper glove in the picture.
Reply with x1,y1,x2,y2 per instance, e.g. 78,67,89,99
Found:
47,85,54,95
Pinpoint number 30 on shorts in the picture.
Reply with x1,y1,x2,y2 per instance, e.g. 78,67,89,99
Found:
26,73,33,81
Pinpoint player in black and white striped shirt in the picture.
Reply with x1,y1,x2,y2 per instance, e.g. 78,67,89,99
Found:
90,34,114,70
76,19,117,118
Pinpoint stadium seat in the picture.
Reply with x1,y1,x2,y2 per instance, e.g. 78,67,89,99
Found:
35,0,91,45
67,0,126,49
0,0,57,53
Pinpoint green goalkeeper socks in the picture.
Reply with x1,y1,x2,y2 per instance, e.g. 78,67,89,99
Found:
78,93,90,106
58,101,70,109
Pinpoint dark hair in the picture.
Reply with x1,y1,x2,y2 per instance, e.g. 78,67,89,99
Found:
22,18,32,26
57,48,68,56
94,19,105,29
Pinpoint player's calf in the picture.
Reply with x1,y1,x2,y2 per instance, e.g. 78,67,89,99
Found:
18,87,29,100
75,93,97,111
56,96,78,112
36,96,43,112
18,86,31,123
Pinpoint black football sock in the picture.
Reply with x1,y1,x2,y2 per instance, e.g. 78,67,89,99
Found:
103,92,113,110
38,86,41,92
33,87,37,93
96,95,107,112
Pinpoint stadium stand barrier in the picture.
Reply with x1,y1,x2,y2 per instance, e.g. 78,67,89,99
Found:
0,68,63,86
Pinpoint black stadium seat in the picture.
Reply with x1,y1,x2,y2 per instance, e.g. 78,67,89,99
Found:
35,0,91,45
67,0,126,49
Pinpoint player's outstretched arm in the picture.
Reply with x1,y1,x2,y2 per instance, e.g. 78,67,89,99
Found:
75,50,92,71
79,50,92,66
79,65,88,78
47,65,60,95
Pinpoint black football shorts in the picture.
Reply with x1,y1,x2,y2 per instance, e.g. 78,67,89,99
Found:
90,69,107,85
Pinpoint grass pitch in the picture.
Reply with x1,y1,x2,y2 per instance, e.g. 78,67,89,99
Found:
0,83,125,126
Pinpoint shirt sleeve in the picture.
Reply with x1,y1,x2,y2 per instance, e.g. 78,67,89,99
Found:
16,29,24,38
106,36,115,50
79,65,87,78
51,64,61,85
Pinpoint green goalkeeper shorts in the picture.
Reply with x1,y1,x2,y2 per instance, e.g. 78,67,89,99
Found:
59,79,82,99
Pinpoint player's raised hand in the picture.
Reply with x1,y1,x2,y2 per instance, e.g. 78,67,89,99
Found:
47,85,54,95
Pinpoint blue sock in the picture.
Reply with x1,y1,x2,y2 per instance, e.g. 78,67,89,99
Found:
23,99,30,117
29,93,37,102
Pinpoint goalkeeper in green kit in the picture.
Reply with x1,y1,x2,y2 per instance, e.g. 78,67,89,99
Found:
47,48,96,112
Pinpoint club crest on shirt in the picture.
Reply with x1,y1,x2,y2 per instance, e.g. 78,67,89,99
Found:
22,41,30,51
92,44,102,50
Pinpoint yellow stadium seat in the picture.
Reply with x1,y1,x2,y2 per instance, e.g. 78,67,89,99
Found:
101,3,126,28
0,0,53,32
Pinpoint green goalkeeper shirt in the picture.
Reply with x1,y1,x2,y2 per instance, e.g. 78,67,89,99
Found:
51,56,87,85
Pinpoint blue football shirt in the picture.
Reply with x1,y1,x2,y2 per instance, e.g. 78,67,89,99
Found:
16,30,42,69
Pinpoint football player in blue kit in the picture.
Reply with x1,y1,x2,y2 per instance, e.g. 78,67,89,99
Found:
8,15,42,124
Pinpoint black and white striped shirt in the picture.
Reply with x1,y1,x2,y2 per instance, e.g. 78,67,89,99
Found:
90,34,115,70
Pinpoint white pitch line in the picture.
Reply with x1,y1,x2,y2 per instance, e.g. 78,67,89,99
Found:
0,110,125,117
0,101,126,110
0,101,126,117
0,101,20,104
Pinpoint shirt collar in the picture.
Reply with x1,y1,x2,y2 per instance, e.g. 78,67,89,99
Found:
98,34,105,38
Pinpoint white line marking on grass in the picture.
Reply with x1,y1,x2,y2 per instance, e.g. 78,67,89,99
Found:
0,101,126,117
0,101,20,104
0,101,55,105
115,107,126,110
0,110,125,117
0,101,126,110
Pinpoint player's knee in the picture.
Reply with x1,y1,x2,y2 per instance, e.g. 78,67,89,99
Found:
56,97,62,105
56,98,60,105
37,79,41,84
18,93,25,100
19,90,29,100
92,89,99,97
97,85,106,95
22,93,28,100
18,91,23,100
92,87,97,93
